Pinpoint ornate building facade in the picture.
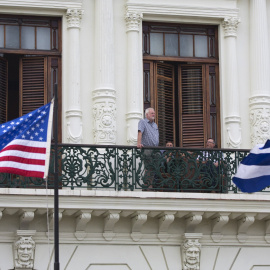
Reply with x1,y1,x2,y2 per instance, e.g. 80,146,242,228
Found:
0,0,270,269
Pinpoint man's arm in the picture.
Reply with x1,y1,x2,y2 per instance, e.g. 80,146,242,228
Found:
137,131,143,148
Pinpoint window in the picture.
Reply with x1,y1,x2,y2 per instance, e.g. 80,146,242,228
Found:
143,22,220,148
0,15,61,141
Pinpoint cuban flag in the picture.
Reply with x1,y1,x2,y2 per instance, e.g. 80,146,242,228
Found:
233,140,270,192
0,100,54,178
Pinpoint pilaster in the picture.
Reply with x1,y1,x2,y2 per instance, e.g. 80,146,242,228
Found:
222,17,241,148
249,0,270,146
93,0,116,144
66,9,84,143
125,11,143,145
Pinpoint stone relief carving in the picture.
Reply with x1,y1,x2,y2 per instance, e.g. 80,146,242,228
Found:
93,98,116,144
250,96,270,145
66,9,84,28
222,17,240,37
225,116,242,148
14,236,35,269
182,239,201,270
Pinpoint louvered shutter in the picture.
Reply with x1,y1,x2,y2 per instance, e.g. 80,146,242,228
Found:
0,57,8,124
156,62,175,146
20,57,47,116
180,66,205,147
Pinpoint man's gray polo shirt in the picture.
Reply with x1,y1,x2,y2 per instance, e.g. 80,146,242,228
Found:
138,118,159,146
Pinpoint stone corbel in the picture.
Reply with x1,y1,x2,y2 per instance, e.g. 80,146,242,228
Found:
264,219,270,243
237,214,256,243
131,211,149,241
19,209,35,230
211,213,230,242
75,210,92,240
158,212,176,242
49,210,64,231
0,208,4,221
103,211,121,241
185,212,203,233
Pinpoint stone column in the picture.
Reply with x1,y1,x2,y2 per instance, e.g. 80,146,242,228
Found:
92,0,116,144
249,0,270,145
66,9,84,143
222,17,241,148
125,12,143,145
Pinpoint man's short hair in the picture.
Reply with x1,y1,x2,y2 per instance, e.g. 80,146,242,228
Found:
145,107,155,118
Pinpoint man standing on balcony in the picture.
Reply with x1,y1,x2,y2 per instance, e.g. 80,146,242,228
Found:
137,108,159,148
137,108,159,190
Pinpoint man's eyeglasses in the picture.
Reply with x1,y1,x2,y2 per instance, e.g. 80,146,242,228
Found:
207,141,215,144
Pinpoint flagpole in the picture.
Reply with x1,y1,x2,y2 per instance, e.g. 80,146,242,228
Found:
53,83,60,270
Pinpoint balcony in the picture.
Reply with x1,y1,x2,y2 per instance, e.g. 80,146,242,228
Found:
0,144,250,193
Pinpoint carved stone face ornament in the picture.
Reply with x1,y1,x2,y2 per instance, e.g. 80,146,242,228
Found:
14,236,35,268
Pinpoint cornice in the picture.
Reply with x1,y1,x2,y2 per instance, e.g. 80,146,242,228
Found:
0,0,82,10
126,3,239,20
0,189,270,214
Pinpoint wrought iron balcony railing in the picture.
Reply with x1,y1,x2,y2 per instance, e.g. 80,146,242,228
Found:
0,144,250,193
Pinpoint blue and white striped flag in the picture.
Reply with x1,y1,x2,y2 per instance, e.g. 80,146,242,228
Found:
233,140,270,192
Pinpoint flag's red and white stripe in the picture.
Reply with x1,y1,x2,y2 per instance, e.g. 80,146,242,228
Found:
0,139,48,178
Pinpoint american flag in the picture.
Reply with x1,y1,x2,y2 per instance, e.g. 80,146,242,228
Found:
0,100,54,178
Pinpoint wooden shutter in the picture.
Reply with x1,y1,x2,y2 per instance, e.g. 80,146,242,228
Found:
179,65,205,147
155,62,175,146
20,57,47,116
0,57,8,124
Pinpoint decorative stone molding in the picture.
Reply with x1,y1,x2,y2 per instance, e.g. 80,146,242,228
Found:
222,17,240,37
66,9,84,28
66,109,83,143
158,212,176,242
185,212,203,233
19,209,35,230
126,3,239,20
103,210,120,241
211,213,230,242
14,231,36,270
125,11,143,32
249,95,270,145
93,89,117,144
131,211,148,241
225,116,242,148
0,0,82,10
237,214,256,243
182,234,202,270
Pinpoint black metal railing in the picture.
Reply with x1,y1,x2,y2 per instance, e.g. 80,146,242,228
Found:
0,144,250,193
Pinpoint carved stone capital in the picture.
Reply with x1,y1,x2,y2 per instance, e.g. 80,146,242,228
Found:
125,11,143,32
66,9,84,28
249,95,270,145
222,17,240,37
